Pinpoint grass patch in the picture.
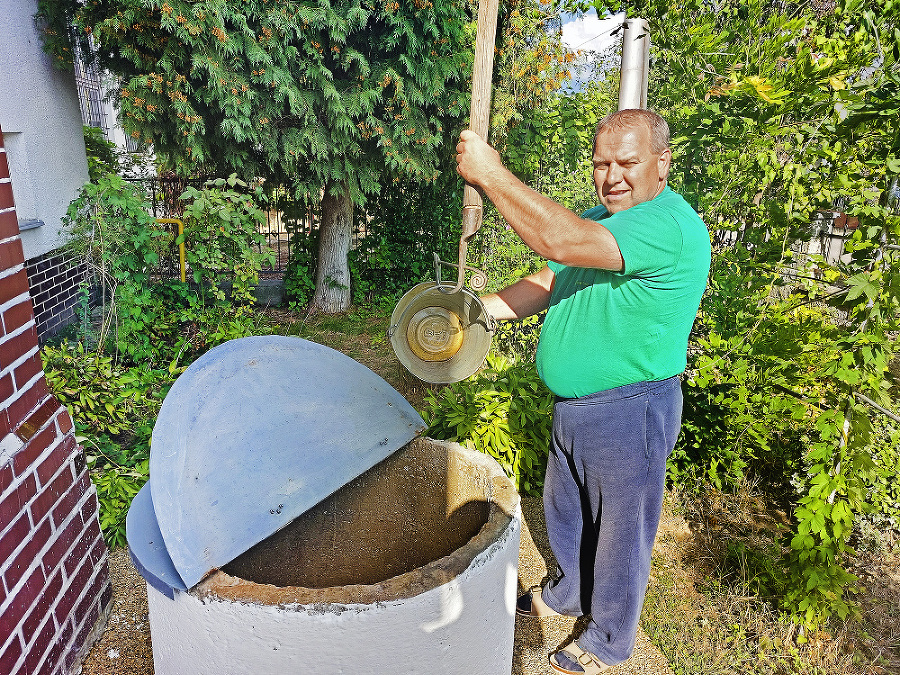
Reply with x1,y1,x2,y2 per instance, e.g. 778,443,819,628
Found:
645,489,898,675
264,306,388,346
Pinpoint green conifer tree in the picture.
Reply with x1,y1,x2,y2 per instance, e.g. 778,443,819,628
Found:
39,0,473,311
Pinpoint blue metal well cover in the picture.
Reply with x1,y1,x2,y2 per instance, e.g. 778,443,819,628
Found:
126,481,187,599
147,336,425,590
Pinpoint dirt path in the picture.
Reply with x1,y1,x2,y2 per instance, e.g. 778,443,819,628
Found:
81,496,674,675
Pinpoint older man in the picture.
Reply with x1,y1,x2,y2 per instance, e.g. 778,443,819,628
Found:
456,109,710,674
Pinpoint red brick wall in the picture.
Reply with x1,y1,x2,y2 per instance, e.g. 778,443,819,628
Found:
0,128,110,673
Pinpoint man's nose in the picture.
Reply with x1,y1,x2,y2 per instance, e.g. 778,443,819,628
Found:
606,162,624,184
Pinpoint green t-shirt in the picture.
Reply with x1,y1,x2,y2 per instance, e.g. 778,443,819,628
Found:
535,186,711,398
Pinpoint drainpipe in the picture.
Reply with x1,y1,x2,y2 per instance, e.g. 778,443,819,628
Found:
618,18,650,110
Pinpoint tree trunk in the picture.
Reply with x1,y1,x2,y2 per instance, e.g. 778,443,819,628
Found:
313,184,353,313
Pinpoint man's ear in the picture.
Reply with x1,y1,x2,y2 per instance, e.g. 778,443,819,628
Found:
658,148,672,180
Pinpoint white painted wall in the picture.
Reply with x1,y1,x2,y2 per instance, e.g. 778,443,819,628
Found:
0,0,89,261
146,510,522,675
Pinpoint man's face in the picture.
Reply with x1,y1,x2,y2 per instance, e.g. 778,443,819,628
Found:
592,124,671,214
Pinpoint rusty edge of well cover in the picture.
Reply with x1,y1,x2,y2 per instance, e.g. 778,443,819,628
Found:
126,335,426,593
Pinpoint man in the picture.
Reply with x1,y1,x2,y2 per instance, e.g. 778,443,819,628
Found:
455,109,710,674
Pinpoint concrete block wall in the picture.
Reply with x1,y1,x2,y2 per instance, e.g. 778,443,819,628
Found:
0,128,111,673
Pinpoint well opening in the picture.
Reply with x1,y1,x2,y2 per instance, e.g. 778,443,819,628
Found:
220,437,500,590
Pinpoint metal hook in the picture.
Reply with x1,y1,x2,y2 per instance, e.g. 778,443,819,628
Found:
434,253,488,294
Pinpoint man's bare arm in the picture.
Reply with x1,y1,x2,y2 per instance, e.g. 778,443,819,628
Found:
456,131,624,271
480,265,555,321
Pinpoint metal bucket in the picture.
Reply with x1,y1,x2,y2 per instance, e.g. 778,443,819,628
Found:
389,282,494,384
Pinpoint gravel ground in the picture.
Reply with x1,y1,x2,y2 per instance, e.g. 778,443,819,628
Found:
81,495,673,675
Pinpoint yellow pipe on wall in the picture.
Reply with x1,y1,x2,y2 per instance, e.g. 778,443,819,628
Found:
156,218,186,283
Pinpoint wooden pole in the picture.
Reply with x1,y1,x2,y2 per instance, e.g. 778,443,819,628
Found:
451,0,500,293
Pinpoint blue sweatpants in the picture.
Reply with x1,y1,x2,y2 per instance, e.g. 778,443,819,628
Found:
540,376,682,666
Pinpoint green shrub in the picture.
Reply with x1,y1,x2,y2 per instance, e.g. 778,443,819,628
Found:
669,378,738,490
852,415,900,551
113,280,190,367
284,230,318,309
179,175,274,305
62,174,169,359
424,354,553,495
80,431,149,550
350,173,463,305
490,313,544,361
108,279,265,371
186,304,267,355
63,172,273,366
673,242,900,627
41,343,173,548
63,174,162,289
41,341,137,436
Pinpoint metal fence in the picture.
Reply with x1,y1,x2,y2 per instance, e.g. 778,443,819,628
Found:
127,177,319,277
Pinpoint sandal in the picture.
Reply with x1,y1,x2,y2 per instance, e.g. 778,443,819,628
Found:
548,643,610,674
515,585,561,618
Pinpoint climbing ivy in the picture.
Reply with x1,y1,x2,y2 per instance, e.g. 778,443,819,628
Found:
580,0,900,627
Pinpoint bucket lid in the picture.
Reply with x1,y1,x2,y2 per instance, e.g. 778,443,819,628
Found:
127,336,425,592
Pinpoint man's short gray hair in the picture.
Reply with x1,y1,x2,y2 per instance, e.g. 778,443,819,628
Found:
595,109,670,154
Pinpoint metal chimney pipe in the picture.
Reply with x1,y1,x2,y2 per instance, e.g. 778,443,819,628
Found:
618,18,650,110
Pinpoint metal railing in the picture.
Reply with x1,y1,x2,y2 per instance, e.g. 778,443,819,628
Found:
126,177,319,276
